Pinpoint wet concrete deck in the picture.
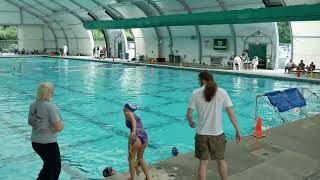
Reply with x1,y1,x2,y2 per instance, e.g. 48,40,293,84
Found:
55,56,320,84
106,114,320,180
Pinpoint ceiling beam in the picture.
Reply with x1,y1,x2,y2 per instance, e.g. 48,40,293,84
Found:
87,12,110,47
216,0,237,55
51,0,84,22
83,4,320,28
176,0,202,63
69,0,110,47
122,0,162,56
146,0,174,55
90,0,134,55
51,0,86,52
27,0,70,48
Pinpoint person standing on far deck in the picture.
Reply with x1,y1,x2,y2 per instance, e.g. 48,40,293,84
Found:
63,44,68,57
186,71,241,180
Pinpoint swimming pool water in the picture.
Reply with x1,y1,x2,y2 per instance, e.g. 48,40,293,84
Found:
0,57,319,179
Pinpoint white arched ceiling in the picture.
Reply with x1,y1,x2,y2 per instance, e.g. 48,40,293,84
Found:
44,0,91,54
153,0,200,62
114,4,159,58
137,0,174,57
87,0,132,58
188,0,235,64
0,1,18,19
283,0,320,5
1,0,59,52
185,0,222,12
153,1,191,37
224,0,274,65
1,0,94,55
222,0,263,10
155,0,184,15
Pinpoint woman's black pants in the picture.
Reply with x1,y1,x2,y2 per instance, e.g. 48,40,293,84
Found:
32,142,61,180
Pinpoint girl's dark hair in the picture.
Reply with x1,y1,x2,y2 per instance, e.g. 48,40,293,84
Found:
204,81,218,102
198,71,213,82
198,71,217,102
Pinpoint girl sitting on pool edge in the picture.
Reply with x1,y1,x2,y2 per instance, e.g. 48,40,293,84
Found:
123,103,151,180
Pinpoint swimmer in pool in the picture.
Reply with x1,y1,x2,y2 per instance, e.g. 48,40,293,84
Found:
123,103,150,180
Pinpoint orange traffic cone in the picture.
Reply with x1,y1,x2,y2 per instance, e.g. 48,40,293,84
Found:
253,117,265,138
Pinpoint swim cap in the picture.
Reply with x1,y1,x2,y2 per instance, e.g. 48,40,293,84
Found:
172,147,179,156
124,103,138,112
103,167,114,177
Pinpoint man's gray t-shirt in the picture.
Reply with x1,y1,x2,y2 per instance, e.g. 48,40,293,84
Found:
28,101,62,143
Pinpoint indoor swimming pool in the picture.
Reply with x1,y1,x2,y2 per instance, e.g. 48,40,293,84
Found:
0,57,319,179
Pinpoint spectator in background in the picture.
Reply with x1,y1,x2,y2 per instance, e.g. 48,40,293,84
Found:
59,49,63,56
251,56,259,70
307,62,316,73
233,56,242,71
95,46,100,59
298,60,306,72
266,57,271,69
28,82,64,180
107,46,112,58
63,44,68,56
101,46,107,59
241,49,249,62
284,59,296,74
93,47,96,57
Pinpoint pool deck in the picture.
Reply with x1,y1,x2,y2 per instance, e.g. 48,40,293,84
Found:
1,55,319,83
53,55,320,84
105,114,320,180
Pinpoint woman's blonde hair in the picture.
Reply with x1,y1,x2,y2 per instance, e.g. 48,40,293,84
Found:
36,82,54,101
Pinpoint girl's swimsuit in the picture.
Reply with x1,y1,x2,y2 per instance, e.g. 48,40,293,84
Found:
126,114,148,144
